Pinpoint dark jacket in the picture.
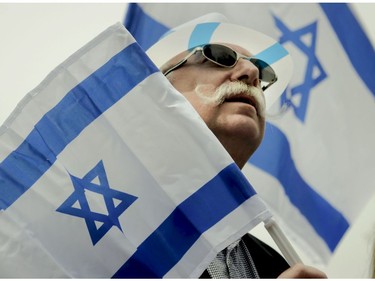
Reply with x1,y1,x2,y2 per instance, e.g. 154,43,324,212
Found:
200,233,290,278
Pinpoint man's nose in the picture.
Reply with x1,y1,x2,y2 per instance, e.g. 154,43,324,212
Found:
229,58,260,88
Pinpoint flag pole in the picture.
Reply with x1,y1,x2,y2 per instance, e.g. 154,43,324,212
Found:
264,217,302,266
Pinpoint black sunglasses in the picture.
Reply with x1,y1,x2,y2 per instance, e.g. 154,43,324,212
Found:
163,44,278,91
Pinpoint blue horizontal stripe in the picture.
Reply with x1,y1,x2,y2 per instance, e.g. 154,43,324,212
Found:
188,22,220,49
250,122,349,252
254,43,289,65
113,163,256,278
124,3,169,51
320,3,375,96
0,42,159,210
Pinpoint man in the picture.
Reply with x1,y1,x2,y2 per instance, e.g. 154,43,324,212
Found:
146,14,327,278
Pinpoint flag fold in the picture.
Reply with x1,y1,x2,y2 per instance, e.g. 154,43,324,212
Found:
0,22,271,278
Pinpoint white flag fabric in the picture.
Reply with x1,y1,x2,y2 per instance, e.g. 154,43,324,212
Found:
0,22,272,277
124,3,375,265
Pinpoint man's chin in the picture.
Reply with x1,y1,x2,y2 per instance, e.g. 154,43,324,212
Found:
227,115,263,136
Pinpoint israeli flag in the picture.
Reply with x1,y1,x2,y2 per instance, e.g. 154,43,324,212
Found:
0,22,271,277
124,3,375,265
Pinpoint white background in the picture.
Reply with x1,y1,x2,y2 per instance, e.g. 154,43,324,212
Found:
0,2,374,278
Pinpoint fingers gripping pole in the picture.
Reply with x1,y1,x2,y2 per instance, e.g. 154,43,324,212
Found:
264,217,302,266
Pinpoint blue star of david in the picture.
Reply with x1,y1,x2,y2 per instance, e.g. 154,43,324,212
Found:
57,160,137,245
274,16,327,123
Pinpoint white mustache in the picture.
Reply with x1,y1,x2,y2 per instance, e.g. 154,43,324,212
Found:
195,81,266,117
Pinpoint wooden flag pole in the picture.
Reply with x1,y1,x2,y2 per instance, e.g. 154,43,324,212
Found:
264,217,302,266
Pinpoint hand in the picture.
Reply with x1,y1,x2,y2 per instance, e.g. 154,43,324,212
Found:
277,263,327,278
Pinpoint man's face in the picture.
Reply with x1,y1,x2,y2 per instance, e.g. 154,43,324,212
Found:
163,43,266,159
